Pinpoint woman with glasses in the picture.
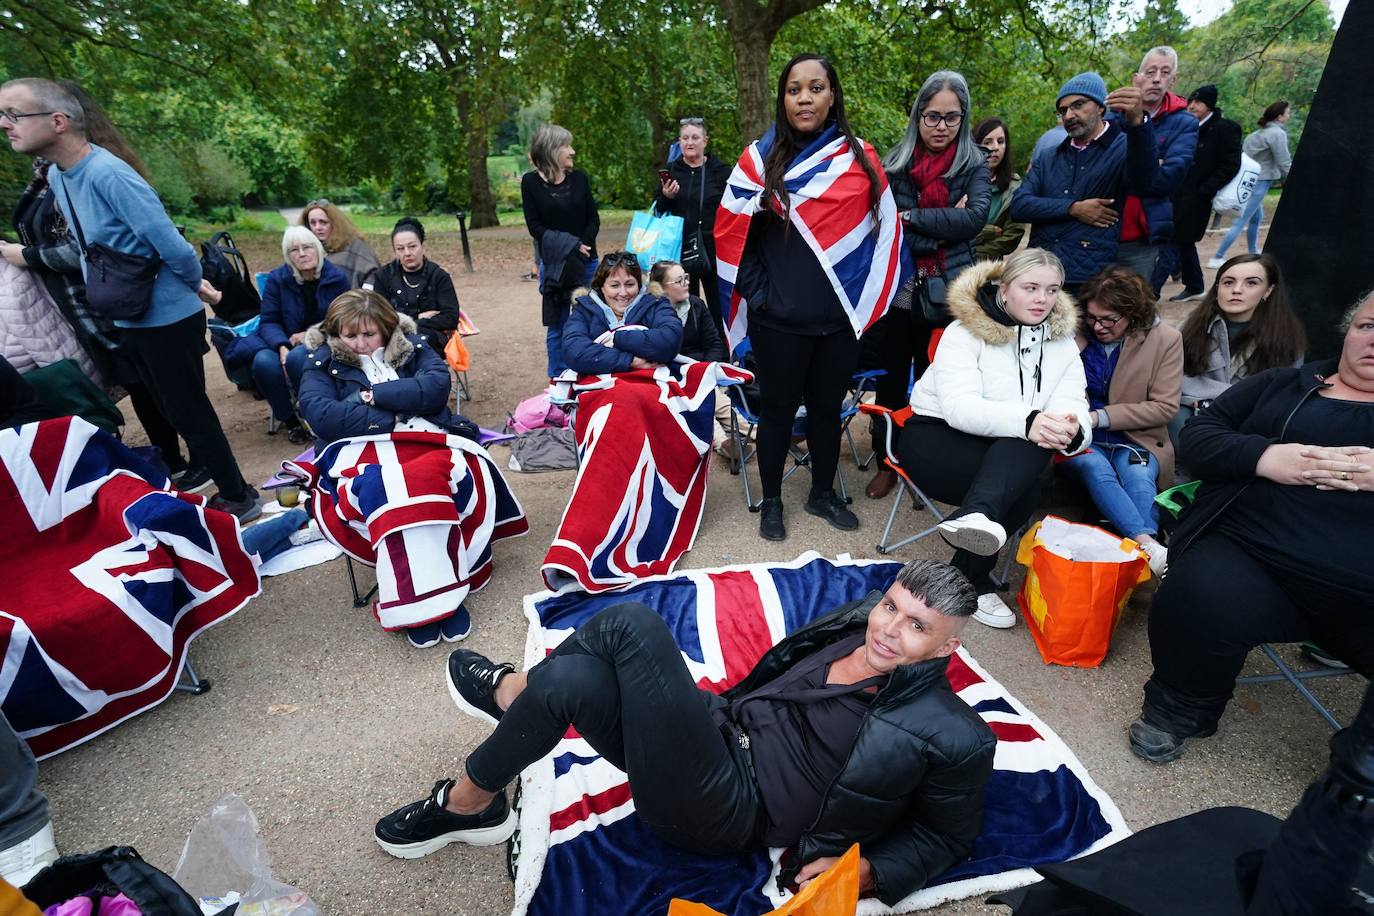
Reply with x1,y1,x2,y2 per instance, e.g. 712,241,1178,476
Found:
300,199,381,289
375,217,460,352
863,71,992,501
649,260,726,363
653,118,731,331
523,124,599,379
1063,267,1183,576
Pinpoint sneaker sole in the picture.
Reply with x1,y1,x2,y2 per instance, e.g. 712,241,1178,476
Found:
374,807,516,859
407,633,441,649
235,504,263,526
446,665,500,727
176,478,215,495
802,503,859,531
973,609,1017,629
938,523,1004,557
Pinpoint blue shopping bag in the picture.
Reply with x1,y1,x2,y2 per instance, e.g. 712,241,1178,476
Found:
625,209,684,271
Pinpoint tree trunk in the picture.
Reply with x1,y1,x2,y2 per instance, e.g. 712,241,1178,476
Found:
719,0,829,144
452,83,500,229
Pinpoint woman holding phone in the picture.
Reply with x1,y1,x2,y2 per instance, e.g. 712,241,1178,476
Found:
654,118,731,331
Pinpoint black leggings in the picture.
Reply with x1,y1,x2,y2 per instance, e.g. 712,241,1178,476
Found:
1143,534,1374,736
860,308,936,453
749,322,860,500
897,416,1050,592
464,603,763,853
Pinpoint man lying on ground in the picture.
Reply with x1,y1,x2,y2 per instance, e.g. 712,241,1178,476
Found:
374,559,996,906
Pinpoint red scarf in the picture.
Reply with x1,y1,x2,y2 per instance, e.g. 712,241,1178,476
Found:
909,143,957,277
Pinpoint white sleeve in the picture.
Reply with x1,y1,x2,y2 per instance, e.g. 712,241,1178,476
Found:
931,327,1036,440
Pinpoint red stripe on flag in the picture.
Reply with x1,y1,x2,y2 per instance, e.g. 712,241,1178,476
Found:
548,782,633,832
944,653,985,692
989,720,1043,743
31,417,72,492
704,570,774,689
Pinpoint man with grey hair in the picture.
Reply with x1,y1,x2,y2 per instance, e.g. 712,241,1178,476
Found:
1114,46,1198,293
374,558,996,906
0,78,259,521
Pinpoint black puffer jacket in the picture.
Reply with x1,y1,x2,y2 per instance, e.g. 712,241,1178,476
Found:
888,151,992,282
724,591,997,905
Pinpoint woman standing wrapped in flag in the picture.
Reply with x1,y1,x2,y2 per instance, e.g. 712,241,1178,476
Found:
715,54,907,542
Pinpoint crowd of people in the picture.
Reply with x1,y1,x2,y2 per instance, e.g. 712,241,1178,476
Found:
1,42,1370,910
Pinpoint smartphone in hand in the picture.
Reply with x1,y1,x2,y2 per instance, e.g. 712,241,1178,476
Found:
657,169,672,183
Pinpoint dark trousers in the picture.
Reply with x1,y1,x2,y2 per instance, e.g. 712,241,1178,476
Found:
1143,534,1374,737
749,322,860,500
0,711,47,849
689,266,723,336
125,381,185,471
464,603,762,853
859,307,935,453
897,416,1050,592
1173,239,1204,293
120,312,248,499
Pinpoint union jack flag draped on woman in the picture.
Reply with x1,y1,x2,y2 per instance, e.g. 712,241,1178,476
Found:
713,123,910,351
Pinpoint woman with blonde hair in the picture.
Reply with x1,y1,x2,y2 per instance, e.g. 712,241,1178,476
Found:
301,199,381,289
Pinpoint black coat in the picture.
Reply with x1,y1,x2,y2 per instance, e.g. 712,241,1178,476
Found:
724,591,997,906
374,259,460,349
1172,111,1243,244
677,294,726,362
888,151,993,282
653,154,731,266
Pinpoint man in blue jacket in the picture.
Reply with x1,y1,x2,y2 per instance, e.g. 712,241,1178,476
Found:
0,78,259,521
1009,72,1162,295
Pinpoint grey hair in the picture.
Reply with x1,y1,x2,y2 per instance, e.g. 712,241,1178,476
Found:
881,70,982,180
894,560,978,618
1,78,85,134
281,225,326,283
998,247,1065,290
1342,285,1374,332
1140,46,1179,74
529,124,573,182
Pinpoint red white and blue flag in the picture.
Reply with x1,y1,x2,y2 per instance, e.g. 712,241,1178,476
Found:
713,124,910,351
511,554,1129,915
0,417,260,759
541,360,752,594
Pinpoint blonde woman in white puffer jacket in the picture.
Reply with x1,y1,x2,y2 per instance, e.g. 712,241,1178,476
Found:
903,248,1090,628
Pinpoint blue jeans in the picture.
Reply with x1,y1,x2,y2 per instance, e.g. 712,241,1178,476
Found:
241,507,309,562
1215,179,1273,260
1062,441,1161,538
250,345,309,422
545,318,567,379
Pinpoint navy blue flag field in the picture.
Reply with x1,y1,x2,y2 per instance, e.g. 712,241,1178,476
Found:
511,553,1130,915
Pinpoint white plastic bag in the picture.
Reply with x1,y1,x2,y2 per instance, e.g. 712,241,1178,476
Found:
1034,514,1143,563
1212,152,1262,214
172,794,320,916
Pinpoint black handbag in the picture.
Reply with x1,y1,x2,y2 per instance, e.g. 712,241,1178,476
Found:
61,183,160,320
918,274,951,325
679,167,713,275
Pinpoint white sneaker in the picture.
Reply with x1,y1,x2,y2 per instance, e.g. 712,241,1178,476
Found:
973,593,1017,629
0,821,58,887
1205,256,1226,269
288,520,325,546
1141,541,1169,578
938,513,1007,557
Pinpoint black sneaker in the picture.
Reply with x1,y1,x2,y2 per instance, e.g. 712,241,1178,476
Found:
1128,717,1215,764
1168,288,1204,302
374,779,515,859
804,489,859,531
285,420,311,445
1301,641,1349,669
758,497,786,541
447,648,514,725
175,465,215,494
206,486,262,525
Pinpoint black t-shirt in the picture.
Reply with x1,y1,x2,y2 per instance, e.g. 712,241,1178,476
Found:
1212,393,1374,614
727,634,881,847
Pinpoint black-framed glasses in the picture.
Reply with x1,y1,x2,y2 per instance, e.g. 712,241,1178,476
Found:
0,110,55,124
1056,98,1096,117
920,111,963,128
1086,313,1124,329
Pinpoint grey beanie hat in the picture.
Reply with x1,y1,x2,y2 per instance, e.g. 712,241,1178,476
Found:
1057,72,1108,108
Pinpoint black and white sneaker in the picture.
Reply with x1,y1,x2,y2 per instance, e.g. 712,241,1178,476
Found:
174,465,215,494
446,649,514,726
374,778,515,859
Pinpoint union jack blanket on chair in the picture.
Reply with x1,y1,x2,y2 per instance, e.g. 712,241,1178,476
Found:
511,553,1130,915
541,360,752,594
286,431,527,630
713,124,909,351
0,417,260,759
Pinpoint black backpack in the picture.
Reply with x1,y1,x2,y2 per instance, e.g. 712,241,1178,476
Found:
199,231,261,325
21,846,210,916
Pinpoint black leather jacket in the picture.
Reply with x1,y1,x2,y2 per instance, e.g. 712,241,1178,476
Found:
724,591,997,905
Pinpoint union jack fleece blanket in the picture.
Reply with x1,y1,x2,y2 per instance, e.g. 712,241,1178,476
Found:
0,417,260,759
285,430,527,630
714,123,909,351
510,554,1130,915
541,360,752,594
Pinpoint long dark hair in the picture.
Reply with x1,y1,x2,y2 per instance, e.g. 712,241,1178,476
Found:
1180,253,1306,377
972,117,1014,192
1259,100,1290,127
57,80,149,180
761,54,882,230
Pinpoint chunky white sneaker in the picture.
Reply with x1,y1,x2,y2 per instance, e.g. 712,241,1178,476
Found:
938,513,1007,557
1141,541,1169,578
973,593,1017,629
0,821,58,887
1205,256,1226,269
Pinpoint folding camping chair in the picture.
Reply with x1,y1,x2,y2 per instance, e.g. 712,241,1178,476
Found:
444,310,481,404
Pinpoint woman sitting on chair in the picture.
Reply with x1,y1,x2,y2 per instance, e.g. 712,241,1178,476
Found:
902,248,1090,630
1131,291,1374,764
296,291,526,649
1063,267,1182,577
649,260,726,364
375,217,460,351
301,199,382,290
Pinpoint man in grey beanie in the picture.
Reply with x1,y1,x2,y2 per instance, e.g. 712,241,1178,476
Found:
1009,71,1164,293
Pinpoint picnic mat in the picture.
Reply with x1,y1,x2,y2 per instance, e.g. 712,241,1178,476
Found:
510,553,1130,915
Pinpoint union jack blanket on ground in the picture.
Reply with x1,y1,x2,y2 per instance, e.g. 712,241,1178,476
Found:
0,417,259,759
541,360,752,594
510,553,1130,915
713,123,910,351
285,430,527,630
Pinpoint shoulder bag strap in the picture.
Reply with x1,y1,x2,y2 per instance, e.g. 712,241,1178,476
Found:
58,180,89,257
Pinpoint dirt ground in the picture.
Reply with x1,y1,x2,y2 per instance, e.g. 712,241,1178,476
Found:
35,216,1360,915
